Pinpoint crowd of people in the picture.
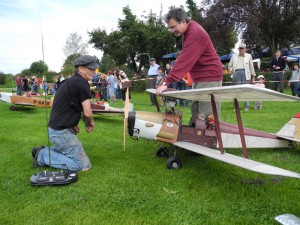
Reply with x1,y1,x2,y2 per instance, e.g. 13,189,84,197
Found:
14,75,57,96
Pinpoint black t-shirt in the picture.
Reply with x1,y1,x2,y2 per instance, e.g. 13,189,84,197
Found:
49,72,91,130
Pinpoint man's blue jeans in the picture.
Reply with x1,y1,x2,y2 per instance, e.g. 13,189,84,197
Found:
37,128,91,171
184,86,192,107
16,85,22,96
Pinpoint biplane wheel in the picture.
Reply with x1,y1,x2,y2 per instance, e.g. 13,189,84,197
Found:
156,147,169,158
166,157,182,170
10,106,17,111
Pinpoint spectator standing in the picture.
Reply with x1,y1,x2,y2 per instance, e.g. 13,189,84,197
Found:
156,68,166,106
228,43,256,110
55,76,61,90
271,50,286,93
148,58,159,105
115,68,131,104
15,76,22,96
36,77,41,94
22,76,30,92
254,75,265,110
163,8,223,126
165,64,171,76
107,70,116,102
288,63,300,97
182,72,192,107
42,81,49,95
99,73,108,101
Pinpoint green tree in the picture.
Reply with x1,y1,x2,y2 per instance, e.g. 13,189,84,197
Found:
29,60,48,77
20,68,32,77
61,53,81,76
187,0,237,55
202,0,300,55
99,54,116,73
0,71,5,85
89,6,175,73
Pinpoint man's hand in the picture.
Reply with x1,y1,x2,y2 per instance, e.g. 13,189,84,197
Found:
86,121,94,133
156,85,167,96
250,77,255,84
71,126,80,135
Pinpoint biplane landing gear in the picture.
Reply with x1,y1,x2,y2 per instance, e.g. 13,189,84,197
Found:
10,106,17,111
156,147,169,158
166,157,182,170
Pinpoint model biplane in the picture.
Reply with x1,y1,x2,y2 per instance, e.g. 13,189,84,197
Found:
123,84,300,179
0,92,52,110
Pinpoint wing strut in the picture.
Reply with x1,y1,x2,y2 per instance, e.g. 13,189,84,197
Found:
234,99,248,158
211,94,224,154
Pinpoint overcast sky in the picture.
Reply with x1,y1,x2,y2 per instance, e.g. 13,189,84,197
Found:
0,0,192,75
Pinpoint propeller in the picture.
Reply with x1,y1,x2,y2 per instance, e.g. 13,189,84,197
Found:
123,88,130,150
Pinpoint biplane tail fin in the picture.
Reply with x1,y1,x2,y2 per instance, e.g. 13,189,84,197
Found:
276,112,300,142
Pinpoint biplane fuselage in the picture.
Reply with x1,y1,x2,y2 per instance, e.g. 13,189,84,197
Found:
0,92,52,109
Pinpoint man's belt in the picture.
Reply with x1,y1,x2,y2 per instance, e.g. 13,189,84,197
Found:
235,69,245,71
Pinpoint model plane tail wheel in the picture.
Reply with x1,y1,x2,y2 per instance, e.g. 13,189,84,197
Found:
10,106,17,111
156,147,169,158
166,157,182,170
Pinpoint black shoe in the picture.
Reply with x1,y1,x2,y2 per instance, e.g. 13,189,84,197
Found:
32,145,45,158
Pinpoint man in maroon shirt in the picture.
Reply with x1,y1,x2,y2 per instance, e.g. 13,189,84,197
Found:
15,76,22,96
164,7,223,126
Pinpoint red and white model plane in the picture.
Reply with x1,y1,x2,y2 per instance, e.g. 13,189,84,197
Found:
124,84,300,179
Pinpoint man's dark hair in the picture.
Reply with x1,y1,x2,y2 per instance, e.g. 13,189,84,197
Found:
164,7,191,24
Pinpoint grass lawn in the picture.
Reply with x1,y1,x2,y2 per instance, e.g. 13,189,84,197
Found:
0,89,300,225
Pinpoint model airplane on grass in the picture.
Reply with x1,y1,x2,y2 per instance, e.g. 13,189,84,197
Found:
0,92,52,110
91,101,124,116
123,84,300,179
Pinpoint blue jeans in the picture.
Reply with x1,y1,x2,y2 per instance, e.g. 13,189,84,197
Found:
37,128,91,171
16,85,22,96
184,86,192,107
290,82,300,97
233,70,249,109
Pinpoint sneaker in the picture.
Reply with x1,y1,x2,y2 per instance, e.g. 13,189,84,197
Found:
32,145,45,158
244,108,249,111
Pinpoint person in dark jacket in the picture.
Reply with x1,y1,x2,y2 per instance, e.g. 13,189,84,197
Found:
271,50,286,93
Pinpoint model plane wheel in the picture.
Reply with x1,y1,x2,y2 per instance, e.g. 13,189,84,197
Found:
166,157,182,170
156,147,169,158
10,106,17,111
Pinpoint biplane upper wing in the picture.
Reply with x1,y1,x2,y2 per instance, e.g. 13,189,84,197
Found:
147,84,300,102
173,141,300,178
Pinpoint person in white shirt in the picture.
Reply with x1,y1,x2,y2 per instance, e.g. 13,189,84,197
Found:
148,58,159,105
228,43,256,110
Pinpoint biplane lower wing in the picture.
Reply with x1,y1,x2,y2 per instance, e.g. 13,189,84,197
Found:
173,141,300,178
